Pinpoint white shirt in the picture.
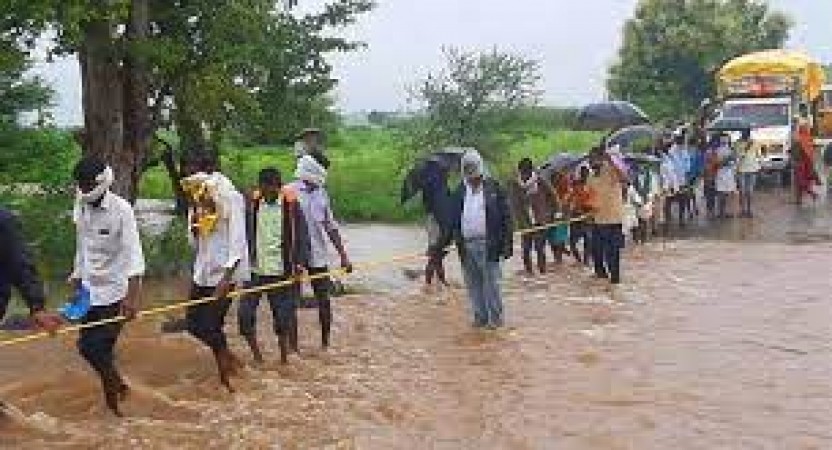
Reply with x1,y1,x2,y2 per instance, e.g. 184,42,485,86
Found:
72,192,145,306
660,155,681,193
291,181,338,269
462,183,487,239
190,188,250,286
735,140,762,173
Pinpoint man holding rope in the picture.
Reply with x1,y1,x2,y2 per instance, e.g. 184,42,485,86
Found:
239,168,311,364
69,157,145,416
181,155,249,391
290,153,352,350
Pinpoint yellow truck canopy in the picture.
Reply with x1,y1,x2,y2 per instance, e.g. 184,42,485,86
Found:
718,50,826,100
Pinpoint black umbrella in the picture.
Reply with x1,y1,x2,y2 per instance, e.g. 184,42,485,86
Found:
577,101,650,131
606,125,659,151
400,148,468,204
539,153,584,178
706,117,752,132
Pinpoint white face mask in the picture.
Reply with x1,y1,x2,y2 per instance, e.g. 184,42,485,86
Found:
78,166,114,204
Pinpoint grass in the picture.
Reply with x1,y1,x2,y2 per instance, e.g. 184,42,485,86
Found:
139,127,602,222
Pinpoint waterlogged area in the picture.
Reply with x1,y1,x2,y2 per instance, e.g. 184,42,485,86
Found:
1,190,831,449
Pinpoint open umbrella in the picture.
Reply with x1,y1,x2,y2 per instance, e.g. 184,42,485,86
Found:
538,153,584,178
577,101,650,131
706,117,752,132
400,148,468,204
606,125,658,151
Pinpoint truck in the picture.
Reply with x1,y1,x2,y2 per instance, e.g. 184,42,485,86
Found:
712,50,827,183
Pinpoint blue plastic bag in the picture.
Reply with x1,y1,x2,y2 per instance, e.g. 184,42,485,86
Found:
59,285,91,322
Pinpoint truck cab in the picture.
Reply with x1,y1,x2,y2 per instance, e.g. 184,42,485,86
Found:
717,96,793,173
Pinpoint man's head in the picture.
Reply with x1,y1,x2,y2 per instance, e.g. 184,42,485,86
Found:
73,156,113,204
258,167,282,202
577,165,591,183
301,128,321,148
740,128,751,141
719,133,732,147
517,158,534,181
185,151,219,177
588,146,605,172
461,149,485,187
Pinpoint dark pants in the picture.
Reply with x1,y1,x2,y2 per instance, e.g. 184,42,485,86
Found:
592,224,623,284
704,180,717,217
633,218,648,244
187,284,232,352
307,267,333,348
425,250,448,285
238,274,299,357
569,221,591,266
521,230,547,274
78,302,124,381
78,302,126,413
664,193,689,228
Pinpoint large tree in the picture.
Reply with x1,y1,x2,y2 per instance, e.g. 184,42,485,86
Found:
608,0,792,120
408,47,542,160
1,0,372,200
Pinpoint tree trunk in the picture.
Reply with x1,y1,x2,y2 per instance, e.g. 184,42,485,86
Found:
79,18,128,198
122,0,152,203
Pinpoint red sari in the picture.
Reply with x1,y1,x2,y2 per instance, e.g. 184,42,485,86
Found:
795,123,819,201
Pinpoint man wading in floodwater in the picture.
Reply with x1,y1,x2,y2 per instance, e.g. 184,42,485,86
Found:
69,157,145,415
181,155,249,391
239,168,310,364
434,150,513,329
586,147,627,286
290,153,352,350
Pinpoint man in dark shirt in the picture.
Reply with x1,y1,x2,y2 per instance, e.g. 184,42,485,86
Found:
0,206,60,332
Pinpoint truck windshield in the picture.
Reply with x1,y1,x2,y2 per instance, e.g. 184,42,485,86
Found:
722,103,790,127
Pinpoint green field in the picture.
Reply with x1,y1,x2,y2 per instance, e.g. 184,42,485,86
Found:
140,127,601,222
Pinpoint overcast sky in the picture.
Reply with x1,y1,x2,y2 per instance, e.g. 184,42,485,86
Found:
32,0,832,126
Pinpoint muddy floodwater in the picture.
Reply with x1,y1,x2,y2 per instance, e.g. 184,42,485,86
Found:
1,189,831,449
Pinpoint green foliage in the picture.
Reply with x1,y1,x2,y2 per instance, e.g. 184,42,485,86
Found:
142,216,192,278
608,0,792,120
0,40,52,125
407,47,543,161
0,127,80,187
0,193,76,283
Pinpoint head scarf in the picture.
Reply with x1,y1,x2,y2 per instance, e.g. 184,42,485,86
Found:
461,149,486,181
72,165,114,223
295,154,327,186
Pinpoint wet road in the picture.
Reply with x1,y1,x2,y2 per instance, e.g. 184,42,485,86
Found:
0,190,831,449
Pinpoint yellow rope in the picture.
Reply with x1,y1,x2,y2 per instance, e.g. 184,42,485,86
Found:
0,215,589,348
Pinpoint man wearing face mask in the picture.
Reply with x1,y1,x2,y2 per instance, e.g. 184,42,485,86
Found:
69,157,145,416
433,150,513,329
586,147,627,286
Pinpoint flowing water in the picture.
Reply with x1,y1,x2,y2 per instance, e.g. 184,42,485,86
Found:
0,189,831,449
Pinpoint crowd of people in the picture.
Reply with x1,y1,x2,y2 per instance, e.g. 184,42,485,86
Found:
0,118,820,416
